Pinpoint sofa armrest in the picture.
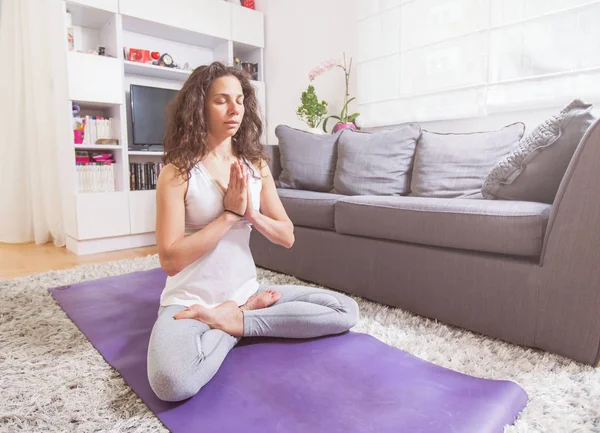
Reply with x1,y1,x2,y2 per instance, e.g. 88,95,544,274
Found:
537,117,600,365
263,144,281,181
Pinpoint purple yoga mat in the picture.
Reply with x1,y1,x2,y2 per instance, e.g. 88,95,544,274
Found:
49,268,527,433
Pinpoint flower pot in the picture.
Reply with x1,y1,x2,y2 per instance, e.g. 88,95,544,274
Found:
333,122,357,133
307,127,325,135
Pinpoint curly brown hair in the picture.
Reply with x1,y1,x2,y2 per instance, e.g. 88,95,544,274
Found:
162,61,268,181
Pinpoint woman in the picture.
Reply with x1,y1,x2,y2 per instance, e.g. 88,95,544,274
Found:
147,62,359,402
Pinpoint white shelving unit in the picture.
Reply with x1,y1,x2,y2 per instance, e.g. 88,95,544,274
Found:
62,0,266,255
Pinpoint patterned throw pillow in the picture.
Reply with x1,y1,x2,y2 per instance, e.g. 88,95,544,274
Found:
482,100,596,204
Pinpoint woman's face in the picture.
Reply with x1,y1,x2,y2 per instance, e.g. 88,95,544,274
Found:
206,75,245,139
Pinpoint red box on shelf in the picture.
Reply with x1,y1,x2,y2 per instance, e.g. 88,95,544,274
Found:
128,48,151,64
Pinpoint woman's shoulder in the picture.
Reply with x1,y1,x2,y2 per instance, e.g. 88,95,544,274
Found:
159,163,181,180
157,163,189,191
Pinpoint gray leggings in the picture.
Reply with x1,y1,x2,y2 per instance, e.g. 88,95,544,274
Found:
147,284,360,402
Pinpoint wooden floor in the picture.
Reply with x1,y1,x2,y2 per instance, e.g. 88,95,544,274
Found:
0,242,158,279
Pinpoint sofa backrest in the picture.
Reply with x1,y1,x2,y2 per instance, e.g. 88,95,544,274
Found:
264,144,282,181
266,117,597,203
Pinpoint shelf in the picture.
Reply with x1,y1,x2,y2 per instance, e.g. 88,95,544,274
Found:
128,150,164,156
75,144,122,150
66,1,117,28
124,60,192,80
72,99,122,109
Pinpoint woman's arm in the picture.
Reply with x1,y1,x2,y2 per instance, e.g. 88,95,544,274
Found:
245,161,295,249
156,163,245,276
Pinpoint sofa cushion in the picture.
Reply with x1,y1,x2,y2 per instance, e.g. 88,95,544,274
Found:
275,125,343,192
482,99,596,204
335,196,552,257
410,123,525,198
332,125,421,196
278,189,346,230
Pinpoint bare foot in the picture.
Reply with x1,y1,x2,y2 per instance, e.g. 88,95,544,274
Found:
240,289,281,311
173,301,244,337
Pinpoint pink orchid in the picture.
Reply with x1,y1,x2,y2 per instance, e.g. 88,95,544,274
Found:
308,59,338,81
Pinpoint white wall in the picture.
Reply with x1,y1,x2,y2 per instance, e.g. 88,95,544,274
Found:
257,0,357,144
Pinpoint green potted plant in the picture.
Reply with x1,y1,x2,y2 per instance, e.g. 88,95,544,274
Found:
296,84,328,134
309,53,360,134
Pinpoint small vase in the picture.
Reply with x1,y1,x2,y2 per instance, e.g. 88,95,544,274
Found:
307,127,324,135
333,122,357,133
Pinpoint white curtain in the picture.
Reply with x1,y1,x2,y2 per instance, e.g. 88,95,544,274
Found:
356,0,600,128
0,0,72,246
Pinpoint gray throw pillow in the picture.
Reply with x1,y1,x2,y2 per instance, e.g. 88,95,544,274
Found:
482,99,596,204
410,123,525,198
332,124,422,195
275,125,343,192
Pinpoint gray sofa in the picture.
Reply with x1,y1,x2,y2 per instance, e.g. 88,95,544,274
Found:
250,117,600,366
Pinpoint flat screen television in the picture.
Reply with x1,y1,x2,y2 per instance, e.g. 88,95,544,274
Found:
130,84,178,148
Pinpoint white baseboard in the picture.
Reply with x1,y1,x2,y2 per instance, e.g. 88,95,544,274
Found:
66,233,157,255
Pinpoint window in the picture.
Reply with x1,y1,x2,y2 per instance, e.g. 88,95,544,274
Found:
356,0,600,127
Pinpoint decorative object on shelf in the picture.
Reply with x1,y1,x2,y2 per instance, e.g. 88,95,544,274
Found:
97,46,105,56
73,114,85,144
241,61,258,80
124,47,187,72
96,138,119,145
309,53,360,133
234,57,242,70
127,48,152,64
74,129,84,144
241,0,255,9
159,53,175,68
296,84,328,133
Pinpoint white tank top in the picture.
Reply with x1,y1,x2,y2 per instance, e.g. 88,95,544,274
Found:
159,160,262,309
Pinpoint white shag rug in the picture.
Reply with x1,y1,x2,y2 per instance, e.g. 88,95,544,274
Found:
0,255,598,433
